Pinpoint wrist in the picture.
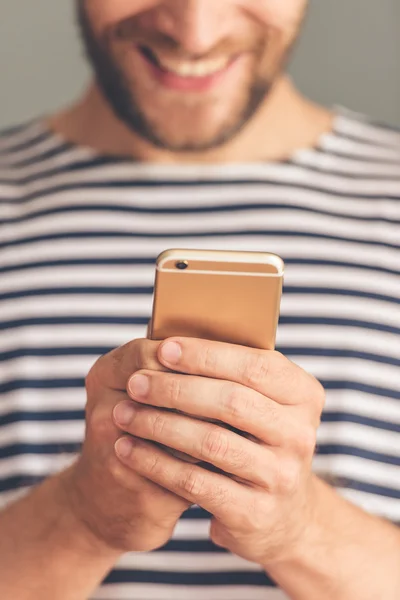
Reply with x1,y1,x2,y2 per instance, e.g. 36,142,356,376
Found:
264,475,345,600
55,464,123,562
264,475,326,572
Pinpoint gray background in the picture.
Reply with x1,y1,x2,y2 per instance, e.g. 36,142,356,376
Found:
1,0,399,129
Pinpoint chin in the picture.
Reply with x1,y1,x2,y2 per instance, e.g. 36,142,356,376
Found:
137,108,245,152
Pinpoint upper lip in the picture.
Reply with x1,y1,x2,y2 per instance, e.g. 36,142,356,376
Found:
139,46,235,78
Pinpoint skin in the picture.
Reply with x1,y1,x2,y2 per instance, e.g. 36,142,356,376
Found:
68,337,400,600
1,339,400,599
75,0,307,151
51,0,332,163
113,338,324,565
1,2,400,599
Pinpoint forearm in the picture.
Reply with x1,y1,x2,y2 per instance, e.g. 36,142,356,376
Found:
0,468,121,600
267,476,400,600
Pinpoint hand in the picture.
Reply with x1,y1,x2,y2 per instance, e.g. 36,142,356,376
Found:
113,338,325,566
63,339,191,554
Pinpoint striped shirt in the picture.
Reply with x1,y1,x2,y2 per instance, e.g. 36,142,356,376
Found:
0,108,399,600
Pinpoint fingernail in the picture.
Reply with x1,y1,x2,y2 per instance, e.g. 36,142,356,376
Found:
128,374,149,398
160,341,182,365
115,437,134,458
114,401,136,426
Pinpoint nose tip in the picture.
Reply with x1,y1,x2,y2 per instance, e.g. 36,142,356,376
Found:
156,0,229,56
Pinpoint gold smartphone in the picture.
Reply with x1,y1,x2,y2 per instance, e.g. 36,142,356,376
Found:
150,249,284,350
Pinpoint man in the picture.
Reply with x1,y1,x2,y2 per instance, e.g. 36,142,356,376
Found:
0,0,399,598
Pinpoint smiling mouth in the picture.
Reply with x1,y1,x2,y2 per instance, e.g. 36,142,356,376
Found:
138,45,236,78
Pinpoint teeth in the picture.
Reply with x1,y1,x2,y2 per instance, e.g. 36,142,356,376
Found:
156,56,230,78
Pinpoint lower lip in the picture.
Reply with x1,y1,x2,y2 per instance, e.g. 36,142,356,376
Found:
138,49,239,93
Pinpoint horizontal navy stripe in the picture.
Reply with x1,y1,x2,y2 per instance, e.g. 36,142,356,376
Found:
0,346,110,360
158,539,227,553
0,443,81,460
333,127,400,150
0,411,85,427
279,316,400,336
0,379,85,393
2,152,400,182
0,286,155,302
2,202,399,226
2,346,399,370
314,145,400,165
0,474,45,493
339,478,400,500
0,316,399,338
103,569,274,586
1,285,399,305
316,444,400,466
4,149,400,185
181,507,211,520
1,257,399,278
322,411,400,433
1,152,121,173
280,347,400,368
1,230,399,252
320,380,400,400
1,376,398,399
284,286,400,305
288,159,400,181
0,347,111,361
0,316,148,331
0,257,156,275
1,171,400,202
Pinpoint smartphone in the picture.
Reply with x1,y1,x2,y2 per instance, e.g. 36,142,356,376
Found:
149,249,284,350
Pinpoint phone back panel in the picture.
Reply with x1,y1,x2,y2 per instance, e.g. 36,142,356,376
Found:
150,249,284,350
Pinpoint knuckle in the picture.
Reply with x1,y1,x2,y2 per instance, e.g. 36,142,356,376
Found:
166,376,182,407
222,383,246,421
262,399,279,424
276,354,298,386
108,455,127,483
200,428,230,461
233,495,264,531
240,352,270,388
150,411,168,440
276,459,300,496
129,339,147,370
144,452,163,478
180,467,205,496
107,347,125,382
200,344,218,373
296,427,317,458
126,338,157,372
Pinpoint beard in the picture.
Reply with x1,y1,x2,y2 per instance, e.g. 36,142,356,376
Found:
76,2,298,152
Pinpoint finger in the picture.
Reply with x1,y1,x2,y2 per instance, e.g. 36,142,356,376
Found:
127,370,292,446
109,450,189,508
115,436,247,520
157,338,325,408
113,401,277,487
93,338,167,392
86,387,144,454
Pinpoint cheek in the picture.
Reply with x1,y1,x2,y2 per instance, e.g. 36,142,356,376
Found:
84,0,159,31
245,0,306,29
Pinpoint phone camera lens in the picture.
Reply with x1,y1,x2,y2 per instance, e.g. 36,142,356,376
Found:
175,261,189,270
